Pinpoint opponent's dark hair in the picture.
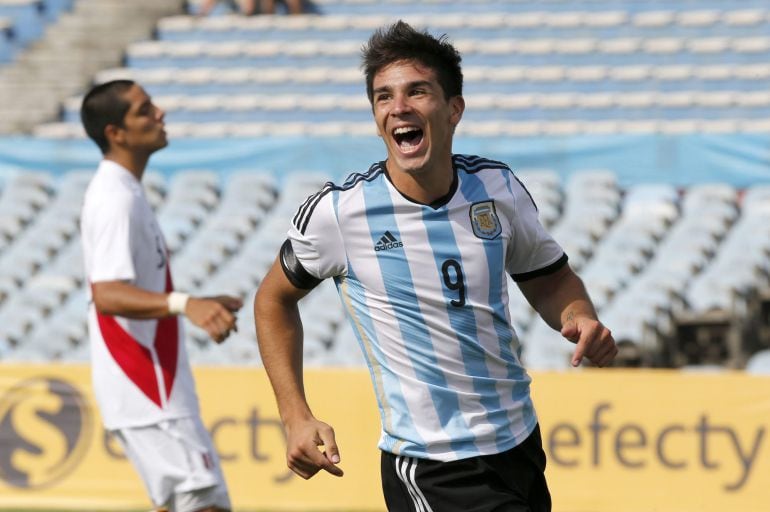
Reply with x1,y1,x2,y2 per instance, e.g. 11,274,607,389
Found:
361,20,463,104
80,80,135,154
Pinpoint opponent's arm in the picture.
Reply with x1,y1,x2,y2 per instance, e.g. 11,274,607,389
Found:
91,281,242,343
517,263,617,367
254,251,344,479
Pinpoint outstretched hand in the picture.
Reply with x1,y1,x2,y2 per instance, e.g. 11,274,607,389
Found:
285,416,344,480
561,316,617,368
186,295,243,343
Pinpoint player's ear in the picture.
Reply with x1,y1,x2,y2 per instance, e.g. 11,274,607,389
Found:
104,123,125,146
449,95,465,126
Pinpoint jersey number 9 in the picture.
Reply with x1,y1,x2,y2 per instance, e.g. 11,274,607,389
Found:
441,259,466,307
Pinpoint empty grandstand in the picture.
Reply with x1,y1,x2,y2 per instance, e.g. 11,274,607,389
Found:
2,0,767,372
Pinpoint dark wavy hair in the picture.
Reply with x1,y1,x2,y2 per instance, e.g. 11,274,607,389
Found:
361,20,463,104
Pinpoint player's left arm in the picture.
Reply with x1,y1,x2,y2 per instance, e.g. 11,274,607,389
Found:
517,263,617,367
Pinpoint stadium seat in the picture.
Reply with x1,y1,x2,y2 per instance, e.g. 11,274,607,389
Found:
322,322,366,367
0,15,11,50
0,0,45,47
745,349,770,374
522,317,574,370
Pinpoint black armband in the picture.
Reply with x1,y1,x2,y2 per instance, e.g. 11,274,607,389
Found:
511,253,569,282
280,239,322,290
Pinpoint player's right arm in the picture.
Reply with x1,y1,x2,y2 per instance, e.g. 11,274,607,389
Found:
84,185,242,343
254,251,344,480
92,281,242,343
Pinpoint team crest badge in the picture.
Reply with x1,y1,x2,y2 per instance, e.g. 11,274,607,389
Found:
470,201,501,240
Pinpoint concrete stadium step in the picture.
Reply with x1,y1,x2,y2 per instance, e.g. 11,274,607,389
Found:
0,0,186,135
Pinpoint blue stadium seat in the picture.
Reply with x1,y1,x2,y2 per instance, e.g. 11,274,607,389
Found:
745,349,770,374
0,0,45,47
0,15,14,62
40,0,73,21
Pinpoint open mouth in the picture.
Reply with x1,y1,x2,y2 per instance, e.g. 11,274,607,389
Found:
393,126,424,152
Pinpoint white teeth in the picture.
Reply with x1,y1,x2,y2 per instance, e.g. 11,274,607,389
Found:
394,126,419,135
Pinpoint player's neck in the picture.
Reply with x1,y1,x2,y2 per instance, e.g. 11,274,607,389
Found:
105,151,149,181
386,161,455,206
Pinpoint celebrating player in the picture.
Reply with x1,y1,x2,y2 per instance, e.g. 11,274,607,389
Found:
254,21,617,512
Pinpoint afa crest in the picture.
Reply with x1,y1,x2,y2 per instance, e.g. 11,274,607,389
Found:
470,201,501,240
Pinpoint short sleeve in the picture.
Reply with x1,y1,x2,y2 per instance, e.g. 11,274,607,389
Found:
287,185,347,279
506,176,567,281
85,196,137,283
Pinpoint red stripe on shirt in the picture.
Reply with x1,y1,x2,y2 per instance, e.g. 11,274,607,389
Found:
155,266,179,401
97,312,163,407
93,263,179,407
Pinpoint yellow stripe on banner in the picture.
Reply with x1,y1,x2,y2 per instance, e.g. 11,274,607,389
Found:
0,365,768,512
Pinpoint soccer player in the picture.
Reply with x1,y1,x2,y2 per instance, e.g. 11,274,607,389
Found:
80,80,241,512
254,21,617,512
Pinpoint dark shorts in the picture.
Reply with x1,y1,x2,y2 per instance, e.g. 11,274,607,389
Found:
381,425,551,512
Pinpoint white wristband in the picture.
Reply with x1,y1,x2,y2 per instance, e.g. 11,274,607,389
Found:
167,292,190,316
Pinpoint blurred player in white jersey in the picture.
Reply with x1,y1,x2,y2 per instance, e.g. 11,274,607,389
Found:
80,80,241,512
255,21,617,512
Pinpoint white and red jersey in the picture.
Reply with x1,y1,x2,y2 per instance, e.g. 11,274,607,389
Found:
81,160,199,429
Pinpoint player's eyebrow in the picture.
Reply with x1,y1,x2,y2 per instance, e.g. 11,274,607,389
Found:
372,84,391,96
373,80,434,95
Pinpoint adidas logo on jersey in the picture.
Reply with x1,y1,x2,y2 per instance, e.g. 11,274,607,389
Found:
375,231,403,251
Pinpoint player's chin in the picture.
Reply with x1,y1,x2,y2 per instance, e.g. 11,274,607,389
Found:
394,153,431,176
156,129,169,145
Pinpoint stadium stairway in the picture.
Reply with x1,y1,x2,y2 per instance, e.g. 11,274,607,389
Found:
0,0,186,134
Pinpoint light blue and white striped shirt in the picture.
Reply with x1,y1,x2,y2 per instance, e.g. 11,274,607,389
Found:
288,154,567,461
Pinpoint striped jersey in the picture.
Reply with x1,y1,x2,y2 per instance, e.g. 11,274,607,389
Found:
288,154,567,461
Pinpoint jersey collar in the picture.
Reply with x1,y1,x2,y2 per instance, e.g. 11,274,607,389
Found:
378,159,459,210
